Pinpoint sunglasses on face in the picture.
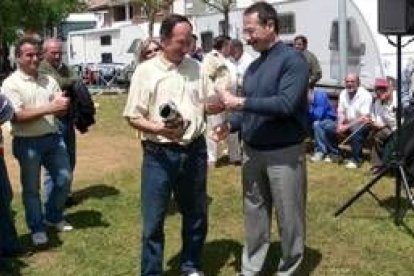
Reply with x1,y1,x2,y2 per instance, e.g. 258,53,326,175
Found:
145,47,160,56
375,88,388,93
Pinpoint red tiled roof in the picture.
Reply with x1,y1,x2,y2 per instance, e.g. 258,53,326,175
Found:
87,0,110,11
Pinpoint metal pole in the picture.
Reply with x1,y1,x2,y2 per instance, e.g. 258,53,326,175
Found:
395,34,402,225
339,0,348,82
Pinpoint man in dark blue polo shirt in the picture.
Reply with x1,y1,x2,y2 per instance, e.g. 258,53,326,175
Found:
213,2,309,275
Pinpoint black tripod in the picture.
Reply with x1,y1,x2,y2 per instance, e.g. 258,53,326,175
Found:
334,35,414,225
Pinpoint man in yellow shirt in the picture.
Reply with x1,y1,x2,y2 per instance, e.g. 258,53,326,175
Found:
1,37,73,247
123,14,223,276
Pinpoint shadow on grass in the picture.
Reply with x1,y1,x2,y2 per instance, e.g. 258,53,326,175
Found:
0,229,67,275
66,210,110,229
164,239,321,275
341,194,414,238
0,257,27,276
70,184,120,206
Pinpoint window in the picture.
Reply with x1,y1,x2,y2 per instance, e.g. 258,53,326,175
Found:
100,35,112,46
329,17,365,54
113,4,133,21
113,6,126,21
278,13,295,34
101,53,113,63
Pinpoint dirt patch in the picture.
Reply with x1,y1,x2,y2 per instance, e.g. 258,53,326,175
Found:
3,129,141,192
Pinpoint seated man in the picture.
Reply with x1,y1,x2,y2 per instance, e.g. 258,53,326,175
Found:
336,73,373,169
368,78,396,175
317,73,372,168
308,85,338,162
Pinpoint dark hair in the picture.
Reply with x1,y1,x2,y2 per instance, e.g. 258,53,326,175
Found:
230,38,243,50
15,36,40,57
160,14,192,40
244,1,279,34
213,35,231,51
294,35,308,47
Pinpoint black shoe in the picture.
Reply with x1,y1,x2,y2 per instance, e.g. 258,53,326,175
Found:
65,195,77,208
1,246,30,258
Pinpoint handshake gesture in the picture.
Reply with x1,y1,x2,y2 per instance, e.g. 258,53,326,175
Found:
208,88,246,142
204,88,245,114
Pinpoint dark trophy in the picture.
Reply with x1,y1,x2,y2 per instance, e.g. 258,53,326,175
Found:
159,101,190,130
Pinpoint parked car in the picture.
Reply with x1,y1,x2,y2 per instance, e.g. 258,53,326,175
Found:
71,63,130,88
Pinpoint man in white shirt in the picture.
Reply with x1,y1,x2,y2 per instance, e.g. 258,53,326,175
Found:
318,73,372,169
201,35,232,167
226,39,254,164
368,78,396,175
336,73,373,168
230,39,254,95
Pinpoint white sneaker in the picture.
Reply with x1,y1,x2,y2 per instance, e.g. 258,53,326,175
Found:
32,232,48,246
45,220,73,232
323,156,333,163
187,272,204,276
345,161,358,169
310,152,324,162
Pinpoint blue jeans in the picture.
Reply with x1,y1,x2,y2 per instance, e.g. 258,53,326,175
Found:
313,119,340,157
348,123,370,164
140,136,208,275
44,118,76,199
0,156,20,255
12,134,71,233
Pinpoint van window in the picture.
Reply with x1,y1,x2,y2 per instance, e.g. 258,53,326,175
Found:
279,13,295,34
329,17,365,55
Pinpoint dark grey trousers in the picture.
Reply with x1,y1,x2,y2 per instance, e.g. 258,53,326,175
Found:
241,143,307,276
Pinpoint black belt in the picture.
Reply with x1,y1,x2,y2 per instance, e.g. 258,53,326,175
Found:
142,135,205,151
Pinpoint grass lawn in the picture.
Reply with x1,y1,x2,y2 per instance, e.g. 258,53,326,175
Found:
1,95,414,275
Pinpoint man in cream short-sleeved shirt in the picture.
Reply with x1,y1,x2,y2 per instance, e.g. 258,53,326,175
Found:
123,14,223,276
1,37,73,247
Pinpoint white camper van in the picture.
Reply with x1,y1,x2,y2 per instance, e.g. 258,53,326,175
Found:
191,0,414,89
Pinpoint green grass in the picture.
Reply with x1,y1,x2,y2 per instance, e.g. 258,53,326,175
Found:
2,95,414,275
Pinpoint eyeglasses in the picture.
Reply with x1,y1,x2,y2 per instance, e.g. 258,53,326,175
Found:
145,48,160,56
375,88,388,93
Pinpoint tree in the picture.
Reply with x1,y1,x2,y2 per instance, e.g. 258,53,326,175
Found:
0,0,82,41
130,0,174,38
0,0,82,74
199,0,234,36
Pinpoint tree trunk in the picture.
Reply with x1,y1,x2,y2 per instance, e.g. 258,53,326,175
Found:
0,39,13,78
148,13,155,38
223,9,229,37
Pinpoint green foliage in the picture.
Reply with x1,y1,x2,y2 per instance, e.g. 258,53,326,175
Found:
0,0,82,43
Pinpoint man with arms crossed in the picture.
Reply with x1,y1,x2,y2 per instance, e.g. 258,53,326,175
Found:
1,37,72,246
213,2,309,275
